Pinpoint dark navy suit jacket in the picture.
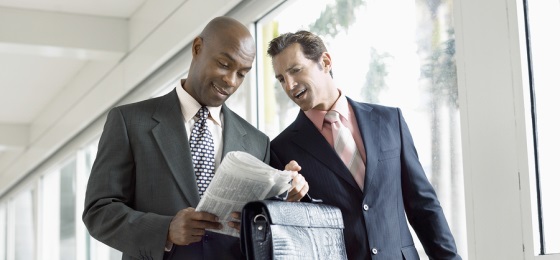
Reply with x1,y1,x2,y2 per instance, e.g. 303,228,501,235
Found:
270,97,461,260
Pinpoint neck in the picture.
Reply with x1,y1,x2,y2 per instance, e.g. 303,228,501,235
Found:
324,87,341,111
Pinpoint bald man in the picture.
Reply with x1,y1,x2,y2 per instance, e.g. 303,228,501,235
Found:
83,16,308,260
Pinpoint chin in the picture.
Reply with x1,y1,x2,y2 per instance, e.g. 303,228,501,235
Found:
211,97,229,107
298,104,312,111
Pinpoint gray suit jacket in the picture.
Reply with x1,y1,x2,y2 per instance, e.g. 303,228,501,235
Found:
270,97,460,260
83,90,270,260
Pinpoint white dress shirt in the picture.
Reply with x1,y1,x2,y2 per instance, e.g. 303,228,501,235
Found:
175,84,224,169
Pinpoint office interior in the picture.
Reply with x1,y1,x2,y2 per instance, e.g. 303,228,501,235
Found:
0,0,558,259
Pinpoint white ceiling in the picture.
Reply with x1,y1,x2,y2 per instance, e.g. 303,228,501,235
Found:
0,0,253,195
0,0,144,125
0,0,144,18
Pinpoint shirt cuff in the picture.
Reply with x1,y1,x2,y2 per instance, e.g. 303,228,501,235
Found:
164,241,174,252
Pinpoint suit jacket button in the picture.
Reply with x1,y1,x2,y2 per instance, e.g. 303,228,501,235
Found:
363,204,369,211
371,248,378,255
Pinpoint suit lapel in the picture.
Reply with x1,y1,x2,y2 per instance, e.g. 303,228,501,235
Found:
291,110,361,190
151,90,200,206
348,98,380,194
221,104,247,157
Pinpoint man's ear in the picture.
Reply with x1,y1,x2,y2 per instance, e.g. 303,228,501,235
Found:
192,37,203,56
321,52,332,72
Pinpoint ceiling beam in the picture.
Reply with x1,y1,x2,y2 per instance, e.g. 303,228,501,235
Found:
0,7,128,60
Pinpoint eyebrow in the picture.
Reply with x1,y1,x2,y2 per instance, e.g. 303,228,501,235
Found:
275,64,297,79
220,52,252,71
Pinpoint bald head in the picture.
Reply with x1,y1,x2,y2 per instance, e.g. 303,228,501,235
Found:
199,16,253,43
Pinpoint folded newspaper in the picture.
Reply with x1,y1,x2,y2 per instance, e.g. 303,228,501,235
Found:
195,151,293,237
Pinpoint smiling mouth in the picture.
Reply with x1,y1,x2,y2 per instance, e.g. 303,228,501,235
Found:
212,83,228,96
294,88,307,99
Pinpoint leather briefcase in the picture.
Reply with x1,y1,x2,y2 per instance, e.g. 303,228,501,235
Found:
240,199,347,260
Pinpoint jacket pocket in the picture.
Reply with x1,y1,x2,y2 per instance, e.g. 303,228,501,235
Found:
401,245,420,260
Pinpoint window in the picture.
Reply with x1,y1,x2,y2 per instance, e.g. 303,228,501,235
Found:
41,158,77,260
225,71,256,125
256,0,466,258
0,203,6,260
526,0,560,255
11,189,36,260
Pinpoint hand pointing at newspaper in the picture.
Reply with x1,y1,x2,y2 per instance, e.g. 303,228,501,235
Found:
285,160,309,202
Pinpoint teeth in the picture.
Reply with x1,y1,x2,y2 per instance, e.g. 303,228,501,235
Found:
212,83,227,95
295,89,306,98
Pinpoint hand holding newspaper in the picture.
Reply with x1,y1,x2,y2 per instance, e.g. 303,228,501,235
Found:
195,151,293,237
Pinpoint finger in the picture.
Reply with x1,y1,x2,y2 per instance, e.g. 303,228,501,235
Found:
182,209,222,230
287,183,309,201
284,160,302,172
205,222,224,230
291,174,306,190
189,220,223,230
228,221,241,231
189,211,220,223
188,228,206,237
287,175,309,201
230,212,241,220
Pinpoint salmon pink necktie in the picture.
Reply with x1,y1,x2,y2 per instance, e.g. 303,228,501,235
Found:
324,110,365,190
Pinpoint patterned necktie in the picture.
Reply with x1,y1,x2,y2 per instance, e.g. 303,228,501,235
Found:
189,106,215,196
324,110,365,190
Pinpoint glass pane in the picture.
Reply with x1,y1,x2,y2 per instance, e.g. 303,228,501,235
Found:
13,189,35,260
60,159,77,260
41,158,77,260
257,0,466,258
527,0,560,254
225,72,254,124
42,170,61,259
0,203,6,260
84,143,97,172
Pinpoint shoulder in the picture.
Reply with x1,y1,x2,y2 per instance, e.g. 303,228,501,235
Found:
270,114,303,146
116,91,174,113
106,90,177,124
223,105,268,140
348,98,402,119
349,97,397,113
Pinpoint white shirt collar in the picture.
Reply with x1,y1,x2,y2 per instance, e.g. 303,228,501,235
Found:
175,82,222,125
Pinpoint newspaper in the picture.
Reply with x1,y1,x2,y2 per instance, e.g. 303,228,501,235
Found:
195,151,293,237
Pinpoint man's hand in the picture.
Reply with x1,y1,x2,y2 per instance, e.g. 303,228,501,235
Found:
228,212,242,231
285,160,309,201
167,207,222,245
225,161,308,234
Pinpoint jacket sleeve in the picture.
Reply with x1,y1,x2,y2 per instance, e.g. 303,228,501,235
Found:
398,108,462,260
82,107,172,260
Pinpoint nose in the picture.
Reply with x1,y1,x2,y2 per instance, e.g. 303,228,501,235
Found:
284,76,297,90
222,72,237,87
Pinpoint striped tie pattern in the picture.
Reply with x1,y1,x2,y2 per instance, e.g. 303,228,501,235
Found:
189,106,215,196
324,110,365,190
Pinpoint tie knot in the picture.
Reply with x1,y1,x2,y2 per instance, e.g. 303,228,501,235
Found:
324,110,340,124
196,106,209,120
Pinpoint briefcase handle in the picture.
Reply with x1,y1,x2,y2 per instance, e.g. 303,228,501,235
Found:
269,191,322,203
